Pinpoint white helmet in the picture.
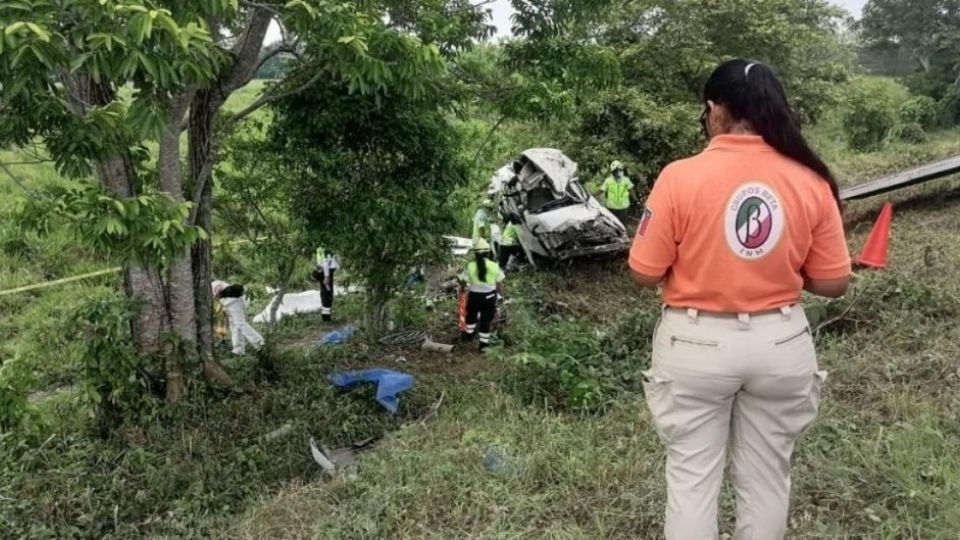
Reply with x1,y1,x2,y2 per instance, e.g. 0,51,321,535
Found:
211,280,228,297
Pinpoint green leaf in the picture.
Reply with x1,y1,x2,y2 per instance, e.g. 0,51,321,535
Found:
69,53,91,73
4,22,26,36
137,52,158,79
24,23,50,42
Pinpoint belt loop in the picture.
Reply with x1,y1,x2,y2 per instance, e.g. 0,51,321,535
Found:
780,305,793,320
686,308,699,324
737,313,750,330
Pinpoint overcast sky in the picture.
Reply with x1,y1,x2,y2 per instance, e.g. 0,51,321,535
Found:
487,0,867,37
266,0,868,43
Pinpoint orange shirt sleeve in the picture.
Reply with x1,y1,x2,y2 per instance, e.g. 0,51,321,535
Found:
803,187,851,280
629,168,678,277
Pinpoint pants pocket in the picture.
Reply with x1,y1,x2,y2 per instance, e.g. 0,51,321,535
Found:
642,370,675,444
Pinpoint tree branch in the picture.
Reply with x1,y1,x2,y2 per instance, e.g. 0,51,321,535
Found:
471,115,506,167
0,159,54,166
223,70,325,130
0,162,38,195
255,43,299,74
240,1,283,19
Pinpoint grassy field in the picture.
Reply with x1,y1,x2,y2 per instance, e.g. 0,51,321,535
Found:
199,186,960,538
3,80,960,538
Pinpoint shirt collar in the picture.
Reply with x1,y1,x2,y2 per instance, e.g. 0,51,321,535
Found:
706,134,774,152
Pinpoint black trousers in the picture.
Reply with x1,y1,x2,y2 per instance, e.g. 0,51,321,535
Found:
498,244,524,268
320,270,335,320
464,291,497,341
610,208,630,226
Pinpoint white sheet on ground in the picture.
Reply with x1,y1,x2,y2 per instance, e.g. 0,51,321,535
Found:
253,286,362,324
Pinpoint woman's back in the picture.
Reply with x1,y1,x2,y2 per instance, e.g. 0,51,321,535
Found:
630,134,848,313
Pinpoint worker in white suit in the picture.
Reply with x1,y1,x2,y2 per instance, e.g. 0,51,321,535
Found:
212,280,264,355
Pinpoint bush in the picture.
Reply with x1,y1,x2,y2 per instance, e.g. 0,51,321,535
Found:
891,122,928,144
938,85,960,127
842,78,900,151
66,296,161,434
494,306,659,413
898,96,940,129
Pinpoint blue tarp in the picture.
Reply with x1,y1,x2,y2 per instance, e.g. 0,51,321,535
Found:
328,369,415,414
318,325,357,346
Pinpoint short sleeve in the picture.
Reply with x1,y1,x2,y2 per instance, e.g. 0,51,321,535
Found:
628,169,678,276
496,269,505,283
626,178,635,190
601,178,612,191
803,188,851,280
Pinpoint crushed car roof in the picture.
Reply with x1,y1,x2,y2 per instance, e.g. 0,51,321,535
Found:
520,148,578,193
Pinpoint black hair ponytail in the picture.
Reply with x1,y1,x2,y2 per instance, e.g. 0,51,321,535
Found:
703,59,841,207
475,251,488,281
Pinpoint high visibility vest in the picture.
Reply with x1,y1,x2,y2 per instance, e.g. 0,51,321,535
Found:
466,259,501,287
472,209,489,239
501,223,520,246
315,247,325,266
602,176,633,210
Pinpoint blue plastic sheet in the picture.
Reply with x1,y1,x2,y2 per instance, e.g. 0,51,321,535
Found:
328,369,415,413
318,325,357,346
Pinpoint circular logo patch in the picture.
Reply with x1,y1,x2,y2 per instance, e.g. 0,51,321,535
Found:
724,182,784,260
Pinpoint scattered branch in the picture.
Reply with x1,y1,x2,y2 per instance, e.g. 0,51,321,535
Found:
813,286,866,337
418,390,446,425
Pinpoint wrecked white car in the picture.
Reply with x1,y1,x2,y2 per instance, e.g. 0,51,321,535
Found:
491,149,631,263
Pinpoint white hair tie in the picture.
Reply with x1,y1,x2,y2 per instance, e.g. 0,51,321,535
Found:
744,63,757,78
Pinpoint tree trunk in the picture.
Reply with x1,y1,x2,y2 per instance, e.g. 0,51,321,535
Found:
188,88,236,388
74,79,172,370
158,96,198,402
365,284,392,337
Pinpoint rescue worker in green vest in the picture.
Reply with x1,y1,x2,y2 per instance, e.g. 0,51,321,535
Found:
458,238,505,351
312,246,339,321
497,215,525,271
472,199,493,241
601,160,637,225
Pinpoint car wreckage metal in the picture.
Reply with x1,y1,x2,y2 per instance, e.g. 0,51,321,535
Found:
490,148,631,263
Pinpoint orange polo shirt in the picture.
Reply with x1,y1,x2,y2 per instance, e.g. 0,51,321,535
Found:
629,135,850,313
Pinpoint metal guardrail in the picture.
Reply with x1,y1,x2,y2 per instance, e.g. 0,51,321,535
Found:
840,155,960,201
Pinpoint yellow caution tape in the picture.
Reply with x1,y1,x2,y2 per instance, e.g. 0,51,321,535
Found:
0,267,121,297
0,236,267,297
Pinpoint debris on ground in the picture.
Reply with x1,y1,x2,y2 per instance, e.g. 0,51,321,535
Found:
327,369,415,413
263,422,294,441
309,437,337,475
422,338,454,353
482,445,523,474
379,330,429,347
309,436,381,476
313,325,358,347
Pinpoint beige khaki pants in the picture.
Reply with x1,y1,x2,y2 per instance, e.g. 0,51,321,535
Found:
643,306,826,540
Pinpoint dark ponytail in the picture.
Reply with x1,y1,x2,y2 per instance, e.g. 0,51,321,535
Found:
475,251,488,281
703,59,841,206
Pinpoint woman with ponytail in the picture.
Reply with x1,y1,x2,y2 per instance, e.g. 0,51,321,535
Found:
629,59,851,539
458,238,505,351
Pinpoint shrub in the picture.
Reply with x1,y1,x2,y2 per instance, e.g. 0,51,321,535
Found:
842,78,899,151
898,96,940,129
938,85,960,127
494,306,659,413
66,297,161,434
891,122,928,144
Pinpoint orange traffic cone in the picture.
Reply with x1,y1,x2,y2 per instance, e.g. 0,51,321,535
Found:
857,202,893,269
